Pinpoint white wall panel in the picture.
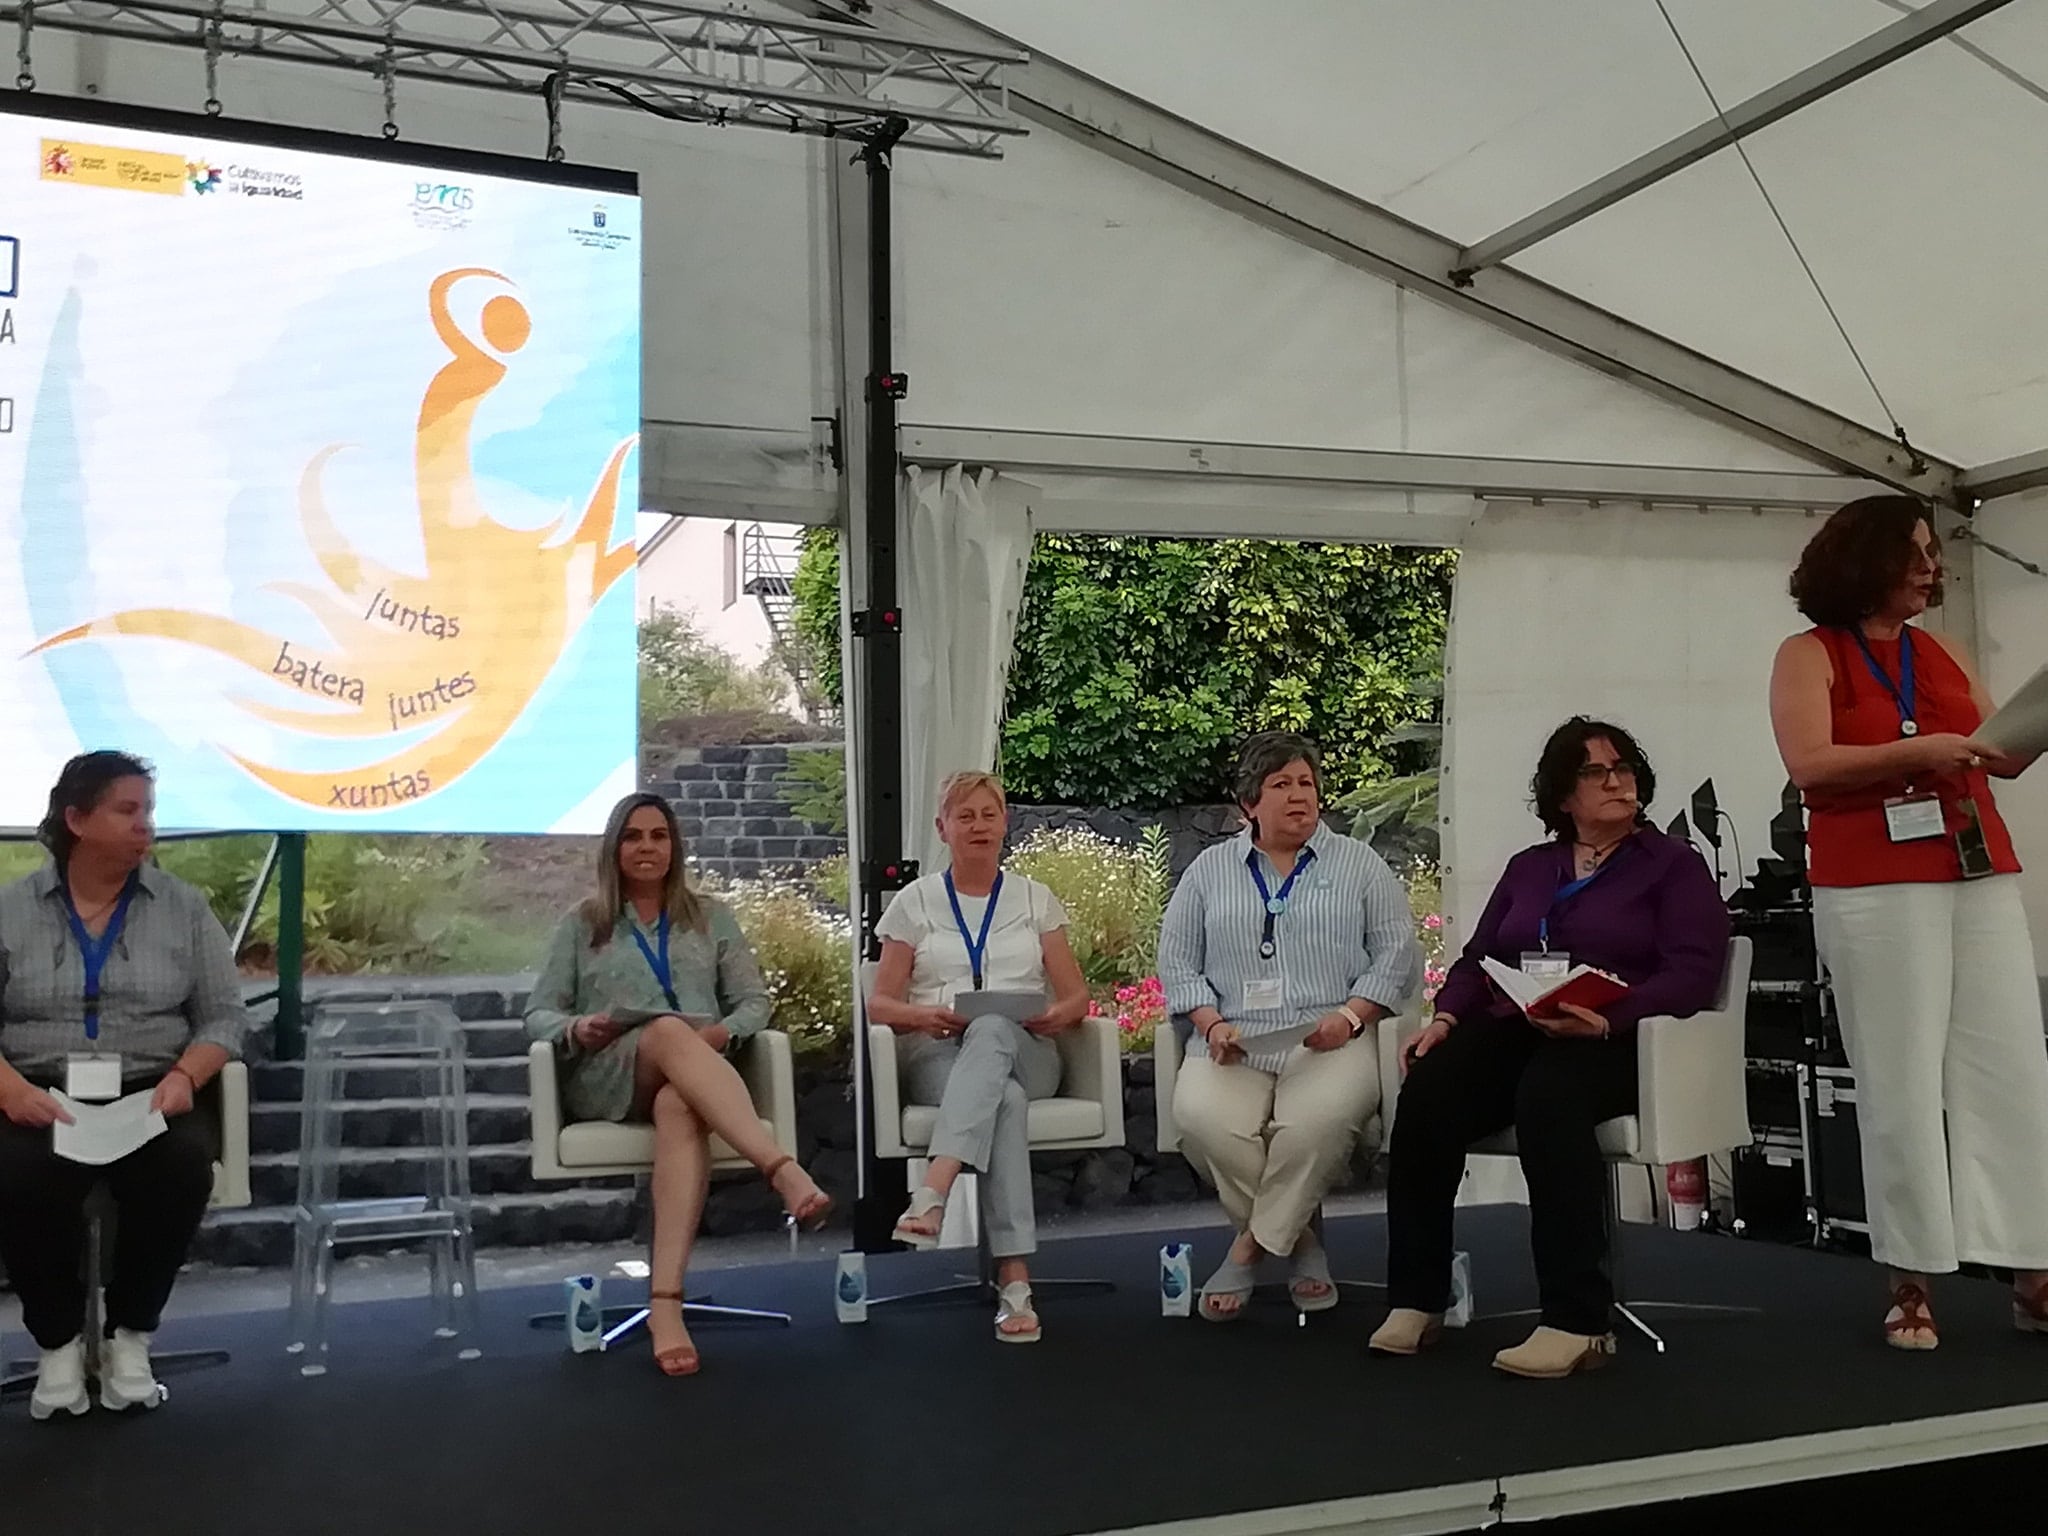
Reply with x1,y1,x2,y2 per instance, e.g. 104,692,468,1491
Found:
1441,500,1825,950
1974,492,2048,961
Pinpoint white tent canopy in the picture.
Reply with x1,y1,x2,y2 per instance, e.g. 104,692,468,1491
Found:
26,0,2048,947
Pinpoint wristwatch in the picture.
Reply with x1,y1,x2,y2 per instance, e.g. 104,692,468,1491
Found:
1337,1002,1369,1039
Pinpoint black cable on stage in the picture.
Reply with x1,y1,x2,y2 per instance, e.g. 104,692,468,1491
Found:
1655,1,1927,475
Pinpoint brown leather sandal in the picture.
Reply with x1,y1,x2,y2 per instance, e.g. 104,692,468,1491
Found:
765,1155,834,1231
646,1291,700,1377
1885,1282,1939,1351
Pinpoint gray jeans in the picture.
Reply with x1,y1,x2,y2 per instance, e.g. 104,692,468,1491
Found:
901,1016,1063,1258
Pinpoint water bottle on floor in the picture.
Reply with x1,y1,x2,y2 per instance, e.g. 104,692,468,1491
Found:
836,1251,869,1324
1159,1242,1192,1317
1446,1250,1473,1329
566,1275,604,1353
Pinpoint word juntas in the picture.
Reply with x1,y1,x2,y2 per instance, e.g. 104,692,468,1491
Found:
364,587,461,641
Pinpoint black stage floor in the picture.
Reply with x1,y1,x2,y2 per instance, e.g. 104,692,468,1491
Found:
6,1207,2048,1536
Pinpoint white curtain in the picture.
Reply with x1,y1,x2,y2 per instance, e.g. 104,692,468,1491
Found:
1973,491,2048,963
1440,499,1833,955
901,465,1034,872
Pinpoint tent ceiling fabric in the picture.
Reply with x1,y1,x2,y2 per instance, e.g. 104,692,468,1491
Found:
941,0,2048,472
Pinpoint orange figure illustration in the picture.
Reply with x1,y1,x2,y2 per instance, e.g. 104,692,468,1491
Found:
28,268,638,812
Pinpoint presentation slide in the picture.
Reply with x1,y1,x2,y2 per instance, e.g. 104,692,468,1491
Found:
0,95,641,833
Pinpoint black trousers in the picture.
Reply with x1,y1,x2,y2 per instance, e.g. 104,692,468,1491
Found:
0,1087,218,1349
1385,1014,1638,1335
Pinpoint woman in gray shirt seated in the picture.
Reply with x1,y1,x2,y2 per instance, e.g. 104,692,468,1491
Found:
525,792,831,1377
1159,734,1420,1322
0,752,249,1421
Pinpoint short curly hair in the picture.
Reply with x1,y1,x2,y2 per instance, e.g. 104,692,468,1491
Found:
1789,495,1942,628
1529,718,1655,841
1232,732,1322,808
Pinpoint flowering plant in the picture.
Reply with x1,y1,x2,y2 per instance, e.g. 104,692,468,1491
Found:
1407,859,1449,1001
1090,974,1168,1054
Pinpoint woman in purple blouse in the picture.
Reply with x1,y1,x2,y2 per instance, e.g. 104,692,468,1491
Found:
1369,718,1730,1379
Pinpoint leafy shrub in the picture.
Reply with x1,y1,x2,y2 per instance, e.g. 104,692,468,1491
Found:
639,603,788,731
780,748,848,834
1406,858,1449,1000
804,853,850,912
719,878,854,1061
1007,824,1171,994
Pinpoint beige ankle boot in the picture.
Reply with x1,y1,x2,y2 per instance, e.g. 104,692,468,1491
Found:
1367,1309,1443,1356
1492,1326,1615,1379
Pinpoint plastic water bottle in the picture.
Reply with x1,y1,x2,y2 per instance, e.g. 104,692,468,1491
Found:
565,1275,604,1353
835,1251,869,1323
1446,1250,1473,1329
1159,1242,1193,1318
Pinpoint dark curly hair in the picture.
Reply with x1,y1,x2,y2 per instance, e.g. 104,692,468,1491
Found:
1789,495,1942,628
1231,732,1322,808
39,750,153,865
1529,718,1655,841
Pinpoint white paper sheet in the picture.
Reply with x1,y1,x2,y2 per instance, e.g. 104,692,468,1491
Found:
51,1090,168,1167
1980,660,2048,758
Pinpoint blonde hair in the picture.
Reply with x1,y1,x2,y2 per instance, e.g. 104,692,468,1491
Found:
936,770,1007,820
581,792,707,948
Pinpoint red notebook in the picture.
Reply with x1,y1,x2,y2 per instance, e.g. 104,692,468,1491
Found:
1480,956,1631,1022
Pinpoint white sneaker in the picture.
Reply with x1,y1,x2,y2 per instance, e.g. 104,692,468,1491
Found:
99,1328,165,1411
29,1337,91,1421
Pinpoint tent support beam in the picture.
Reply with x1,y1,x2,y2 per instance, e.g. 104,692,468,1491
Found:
1960,448,2048,502
1455,0,2018,274
784,0,1960,502
903,428,1883,510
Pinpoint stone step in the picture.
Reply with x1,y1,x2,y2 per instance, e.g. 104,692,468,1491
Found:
249,1094,533,1155
251,1056,533,1104
247,1144,632,1206
192,1187,644,1268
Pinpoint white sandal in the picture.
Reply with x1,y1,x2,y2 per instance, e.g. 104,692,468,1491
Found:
995,1280,1041,1344
892,1186,947,1251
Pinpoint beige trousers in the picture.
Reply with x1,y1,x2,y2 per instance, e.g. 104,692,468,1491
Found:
1174,1034,1381,1255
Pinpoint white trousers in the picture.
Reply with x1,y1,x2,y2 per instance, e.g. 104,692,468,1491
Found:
1813,877,2048,1273
1173,1034,1381,1256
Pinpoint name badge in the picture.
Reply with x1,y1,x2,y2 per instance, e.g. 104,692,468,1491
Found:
65,1053,123,1102
1243,977,1285,1012
1884,795,1945,844
1521,952,1571,981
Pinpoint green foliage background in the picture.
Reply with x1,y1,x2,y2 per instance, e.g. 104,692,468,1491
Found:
792,532,1455,807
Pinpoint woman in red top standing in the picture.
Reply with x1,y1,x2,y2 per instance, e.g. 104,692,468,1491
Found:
1771,495,2048,1349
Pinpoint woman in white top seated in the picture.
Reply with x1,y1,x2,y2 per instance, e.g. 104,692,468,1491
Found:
866,771,1093,1343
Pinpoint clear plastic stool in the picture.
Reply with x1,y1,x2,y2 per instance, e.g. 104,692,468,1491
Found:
288,1001,481,1375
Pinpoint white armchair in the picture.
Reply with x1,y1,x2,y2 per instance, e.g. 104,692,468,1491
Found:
526,1031,800,1340
1453,936,1756,1350
862,958,1126,1305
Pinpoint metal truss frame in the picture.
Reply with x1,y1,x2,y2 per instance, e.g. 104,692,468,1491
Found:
1454,0,2017,275
784,0,1958,501
0,0,1024,157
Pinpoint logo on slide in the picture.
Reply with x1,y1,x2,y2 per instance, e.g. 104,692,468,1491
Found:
187,161,223,195
28,266,637,814
0,234,17,298
411,182,475,231
41,144,72,178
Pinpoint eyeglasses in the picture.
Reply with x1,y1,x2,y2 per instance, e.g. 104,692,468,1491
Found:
1576,762,1638,785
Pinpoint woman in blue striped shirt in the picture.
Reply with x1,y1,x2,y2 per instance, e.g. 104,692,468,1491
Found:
1159,734,1421,1321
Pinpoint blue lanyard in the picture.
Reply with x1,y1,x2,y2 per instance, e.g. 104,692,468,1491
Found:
1849,626,1918,738
629,912,679,1010
1539,850,1620,953
61,875,139,1044
944,870,1003,990
1248,845,1315,960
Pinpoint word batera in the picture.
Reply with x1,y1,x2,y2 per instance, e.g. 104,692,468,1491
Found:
273,641,362,703
364,587,462,640
328,772,432,808
387,673,478,731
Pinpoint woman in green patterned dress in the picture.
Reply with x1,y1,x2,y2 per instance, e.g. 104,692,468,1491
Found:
526,793,832,1375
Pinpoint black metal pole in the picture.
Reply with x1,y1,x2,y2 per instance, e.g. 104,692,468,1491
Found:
852,115,912,1253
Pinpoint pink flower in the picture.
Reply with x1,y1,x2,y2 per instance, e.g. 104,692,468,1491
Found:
1087,1000,1103,1016
1115,985,1136,1004
1422,913,1442,931
1425,965,1447,986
